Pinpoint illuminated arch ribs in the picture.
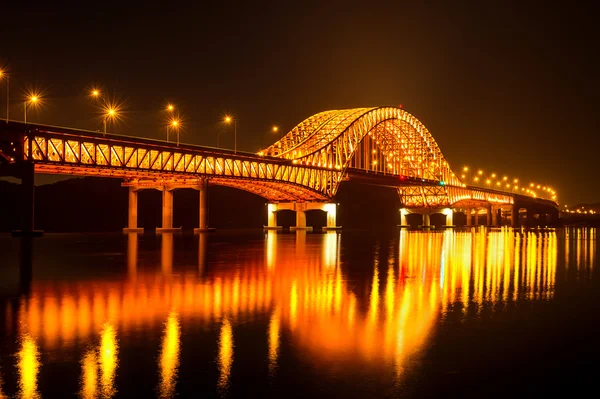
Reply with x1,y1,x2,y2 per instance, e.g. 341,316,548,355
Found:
398,185,513,208
262,107,466,205
210,178,329,202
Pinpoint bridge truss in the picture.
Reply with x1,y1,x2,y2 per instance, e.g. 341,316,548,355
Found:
16,126,339,201
261,107,513,207
1,103,554,209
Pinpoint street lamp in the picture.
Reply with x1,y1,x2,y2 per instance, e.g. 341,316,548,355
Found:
103,106,118,136
272,125,281,139
0,69,8,122
169,118,181,146
224,115,237,154
165,103,176,141
462,166,471,184
24,95,40,124
89,88,110,132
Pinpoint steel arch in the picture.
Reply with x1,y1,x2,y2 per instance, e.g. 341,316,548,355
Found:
262,106,461,197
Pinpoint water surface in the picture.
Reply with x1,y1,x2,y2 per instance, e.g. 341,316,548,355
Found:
0,228,598,398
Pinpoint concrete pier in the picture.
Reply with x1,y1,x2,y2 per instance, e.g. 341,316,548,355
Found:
399,208,410,228
442,208,455,228
264,203,283,230
194,179,214,233
156,189,181,233
123,187,144,233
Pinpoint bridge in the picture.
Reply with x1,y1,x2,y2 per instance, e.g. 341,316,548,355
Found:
0,106,558,234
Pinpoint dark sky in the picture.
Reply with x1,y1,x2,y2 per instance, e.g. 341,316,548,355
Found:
1,1,599,204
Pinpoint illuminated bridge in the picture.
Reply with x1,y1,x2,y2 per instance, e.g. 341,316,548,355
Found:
0,107,558,233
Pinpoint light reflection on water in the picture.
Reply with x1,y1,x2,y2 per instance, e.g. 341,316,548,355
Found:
0,228,596,397
16,332,41,399
217,318,234,394
158,311,180,399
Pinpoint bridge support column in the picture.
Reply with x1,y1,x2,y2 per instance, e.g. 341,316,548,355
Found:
11,162,43,237
194,179,214,233
290,202,311,231
420,213,431,229
323,203,341,230
511,205,519,228
399,208,410,228
466,208,472,227
491,206,498,227
442,208,454,228
156,188,181,233
486,207,492,227
123,187,144,233
264,203,283,230
473,209,479,226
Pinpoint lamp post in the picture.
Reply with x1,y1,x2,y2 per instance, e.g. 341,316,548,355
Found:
90,88,106,132
267,125,280,148
0,69,8,122
165,104,175,141
462,166,470,184
24,95,39,124
170,118,181,146
103,107,117,136
224,115,237,154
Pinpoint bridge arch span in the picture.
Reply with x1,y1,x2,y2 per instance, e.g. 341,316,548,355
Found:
261,106,462,197
209,178,329,202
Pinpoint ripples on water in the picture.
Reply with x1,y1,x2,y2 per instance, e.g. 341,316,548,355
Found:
0,228,597,398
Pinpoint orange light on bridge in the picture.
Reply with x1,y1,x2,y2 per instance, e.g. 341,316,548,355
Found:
166,104,175,112
223,115,237,153
91,89,101,98
478,170,483,175
102,102,122,136
23,91,43,124
168,117,183,146
272,126,279,133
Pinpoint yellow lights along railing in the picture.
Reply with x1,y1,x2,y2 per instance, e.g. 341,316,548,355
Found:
261,107,462,187
459,166,557,202
562,205,597,215
22,129,338,201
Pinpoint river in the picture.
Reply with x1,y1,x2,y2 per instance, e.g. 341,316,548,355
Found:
0,228,598,398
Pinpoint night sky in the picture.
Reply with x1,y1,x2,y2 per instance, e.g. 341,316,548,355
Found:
1,1,598,204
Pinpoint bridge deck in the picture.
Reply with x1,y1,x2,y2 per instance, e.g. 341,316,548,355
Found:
0,121,557,209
